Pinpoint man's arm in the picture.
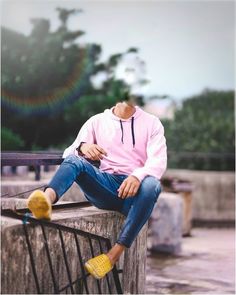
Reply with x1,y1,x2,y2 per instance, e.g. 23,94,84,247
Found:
118,118,167,199
62,116,107,161
131,118,167,182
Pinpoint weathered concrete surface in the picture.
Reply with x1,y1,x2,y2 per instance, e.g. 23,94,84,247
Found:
164,169,235,222
1,203,147,294
2,165,29,176
146,228,235,294
1,175,86,203
1,197,28,210
148,192,183,254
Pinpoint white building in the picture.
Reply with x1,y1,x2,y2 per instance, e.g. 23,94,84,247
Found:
144,97,177,120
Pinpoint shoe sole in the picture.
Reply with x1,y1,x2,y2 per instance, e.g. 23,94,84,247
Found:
27,190,51,220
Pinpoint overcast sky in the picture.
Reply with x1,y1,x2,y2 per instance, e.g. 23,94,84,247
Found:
1,0,235,100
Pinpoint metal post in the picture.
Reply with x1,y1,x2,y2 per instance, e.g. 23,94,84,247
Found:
34,165,41,181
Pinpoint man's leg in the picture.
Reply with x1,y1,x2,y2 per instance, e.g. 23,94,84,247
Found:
27,154,85,219
84,176,161,279
116,176,161,248
27,156,161,278
28,154,127,219
27,154,130,278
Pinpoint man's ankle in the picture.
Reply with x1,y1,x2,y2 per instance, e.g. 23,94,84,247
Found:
106,243,125,265
44,188,56,204
106,253,116,265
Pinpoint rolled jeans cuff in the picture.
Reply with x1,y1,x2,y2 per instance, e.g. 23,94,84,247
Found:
116,238,131,248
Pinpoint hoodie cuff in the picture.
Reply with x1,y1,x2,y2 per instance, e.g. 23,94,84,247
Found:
131,169,147,182
76,142,86,156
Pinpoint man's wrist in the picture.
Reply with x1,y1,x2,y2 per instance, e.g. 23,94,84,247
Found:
76,142,86,155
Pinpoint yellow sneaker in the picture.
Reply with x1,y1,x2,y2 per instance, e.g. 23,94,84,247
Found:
85,254,113,279
27,190,52,220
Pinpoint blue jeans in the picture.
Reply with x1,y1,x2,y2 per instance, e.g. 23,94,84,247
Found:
47,155,161,248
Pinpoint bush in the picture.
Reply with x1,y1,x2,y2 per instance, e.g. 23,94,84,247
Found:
163,89,235,171
1,127,24,150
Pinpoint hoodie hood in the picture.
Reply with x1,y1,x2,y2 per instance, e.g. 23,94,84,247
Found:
104,106,143,147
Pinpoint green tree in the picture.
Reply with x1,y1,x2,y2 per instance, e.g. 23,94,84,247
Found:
1,8,142,150
63,79,128,139
1,127,24,150
163,89,235,170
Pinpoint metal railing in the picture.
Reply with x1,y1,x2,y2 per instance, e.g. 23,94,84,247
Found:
2,208,123,294
1,151,63,180
167,151,235,171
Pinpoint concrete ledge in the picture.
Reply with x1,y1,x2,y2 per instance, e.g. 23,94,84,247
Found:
1,179,86,202
1,203,148,294
165,169,235,222
148,192,184,255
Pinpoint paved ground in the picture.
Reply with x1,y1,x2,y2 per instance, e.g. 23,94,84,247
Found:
146,228,235,294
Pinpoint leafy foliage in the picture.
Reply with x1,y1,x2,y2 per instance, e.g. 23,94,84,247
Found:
163,89,235,170
1,8,141,150
1,127,24,150
2,19,90,98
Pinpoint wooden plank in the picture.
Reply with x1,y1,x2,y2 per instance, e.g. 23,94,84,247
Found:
1,152,63,166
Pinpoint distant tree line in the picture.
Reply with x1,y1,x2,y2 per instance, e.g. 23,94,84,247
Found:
162,89,235,171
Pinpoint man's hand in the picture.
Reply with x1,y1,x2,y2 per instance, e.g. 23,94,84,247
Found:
80,143,107,161
118,175,141,199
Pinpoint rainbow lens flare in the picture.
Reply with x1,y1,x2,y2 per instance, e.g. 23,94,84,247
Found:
2,45,95,116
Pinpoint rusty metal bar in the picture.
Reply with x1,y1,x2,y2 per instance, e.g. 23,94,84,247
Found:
98,238,112,294
40,224,59,293
74,233,89,294
22,222,41,294
88,234,102,294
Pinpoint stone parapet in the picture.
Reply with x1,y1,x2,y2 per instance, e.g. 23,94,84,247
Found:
164,169,235,222
148,192,184,254
1,202,147,294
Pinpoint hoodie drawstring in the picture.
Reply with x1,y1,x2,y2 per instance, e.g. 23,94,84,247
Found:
119,117,135,148
131,117,135,148
119,120,124,144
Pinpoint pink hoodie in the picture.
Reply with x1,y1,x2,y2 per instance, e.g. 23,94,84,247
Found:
63,106,167,181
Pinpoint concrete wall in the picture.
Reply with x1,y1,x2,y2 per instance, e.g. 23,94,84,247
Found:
2,168,235,223
1,178,87,204
1,202,148,294
164,169,235,222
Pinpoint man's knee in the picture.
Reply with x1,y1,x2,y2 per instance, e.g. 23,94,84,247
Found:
140,176,161,201
64,154,78,161
63,154,84,169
